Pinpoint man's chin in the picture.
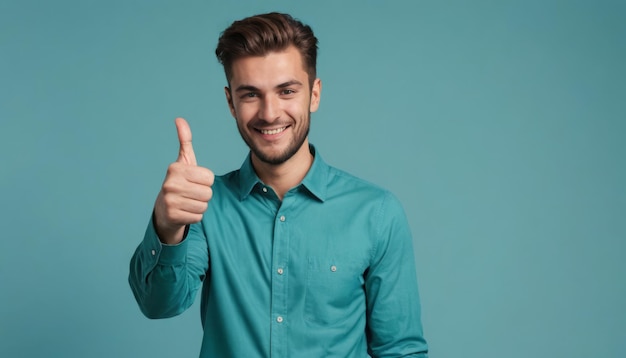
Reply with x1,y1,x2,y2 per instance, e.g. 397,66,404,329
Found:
243,127,309,166
250,144,299,166
253,151,291,166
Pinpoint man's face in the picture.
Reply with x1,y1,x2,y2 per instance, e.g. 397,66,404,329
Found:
225,46,321,166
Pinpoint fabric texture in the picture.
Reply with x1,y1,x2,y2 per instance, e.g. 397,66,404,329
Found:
129,146,428,357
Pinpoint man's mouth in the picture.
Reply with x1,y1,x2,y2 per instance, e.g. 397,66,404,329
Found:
258,126,288,135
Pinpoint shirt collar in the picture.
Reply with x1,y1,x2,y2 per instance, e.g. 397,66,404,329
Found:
237,144,328,202
300,145,328,202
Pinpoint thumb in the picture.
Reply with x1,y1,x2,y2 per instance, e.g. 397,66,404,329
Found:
175,117,197,165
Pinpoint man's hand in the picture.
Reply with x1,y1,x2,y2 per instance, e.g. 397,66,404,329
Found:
153,117,214,245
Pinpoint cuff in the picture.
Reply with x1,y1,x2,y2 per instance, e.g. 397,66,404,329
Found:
141,216,189,267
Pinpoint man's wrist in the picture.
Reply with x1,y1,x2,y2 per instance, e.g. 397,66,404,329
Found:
152,211,188,245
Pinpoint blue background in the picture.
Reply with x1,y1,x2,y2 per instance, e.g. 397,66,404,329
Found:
1,1,624,357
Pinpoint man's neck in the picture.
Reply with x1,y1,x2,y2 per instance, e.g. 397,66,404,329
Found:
251,141,313,201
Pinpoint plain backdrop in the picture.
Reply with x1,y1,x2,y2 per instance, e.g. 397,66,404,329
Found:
1,1,624,357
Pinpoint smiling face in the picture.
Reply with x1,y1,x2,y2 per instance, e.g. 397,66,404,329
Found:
225,46,321,166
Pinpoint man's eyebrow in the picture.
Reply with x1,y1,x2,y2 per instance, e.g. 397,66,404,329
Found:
276,80,303,88
234,85,259,92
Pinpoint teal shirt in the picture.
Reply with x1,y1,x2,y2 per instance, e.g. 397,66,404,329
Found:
129,146,428,357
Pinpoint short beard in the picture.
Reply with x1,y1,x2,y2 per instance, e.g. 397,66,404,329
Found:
238,114,310,166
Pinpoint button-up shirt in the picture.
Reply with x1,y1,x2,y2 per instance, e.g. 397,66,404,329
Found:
129,146,428,357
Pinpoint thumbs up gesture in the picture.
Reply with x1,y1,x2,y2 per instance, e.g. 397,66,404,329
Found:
153,117,214,244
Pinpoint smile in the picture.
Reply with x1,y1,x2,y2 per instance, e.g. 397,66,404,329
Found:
258,126,288,135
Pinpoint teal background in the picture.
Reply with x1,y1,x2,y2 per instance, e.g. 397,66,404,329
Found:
1,0,624,357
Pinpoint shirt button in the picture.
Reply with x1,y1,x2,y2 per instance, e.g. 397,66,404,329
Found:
262,187,268,193
151,249,156,256
279,215,286,222
277,268,284,275
330,265,337,272
276,316,283,323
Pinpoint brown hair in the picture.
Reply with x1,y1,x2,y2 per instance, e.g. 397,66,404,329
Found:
215,12,318,87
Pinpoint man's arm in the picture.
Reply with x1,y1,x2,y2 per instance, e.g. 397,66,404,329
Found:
365,192,428,357
128,117,213,318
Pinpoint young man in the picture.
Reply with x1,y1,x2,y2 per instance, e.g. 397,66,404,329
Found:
129,12,428,357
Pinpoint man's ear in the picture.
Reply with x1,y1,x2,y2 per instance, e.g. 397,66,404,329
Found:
224,86,236,118
309,78,322,113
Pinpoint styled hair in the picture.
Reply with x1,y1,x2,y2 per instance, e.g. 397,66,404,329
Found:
215,12,318,87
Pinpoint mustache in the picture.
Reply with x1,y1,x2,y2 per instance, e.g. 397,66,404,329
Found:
248,119,292,128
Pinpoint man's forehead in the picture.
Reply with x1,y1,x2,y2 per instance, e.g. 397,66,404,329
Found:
230,65,309,90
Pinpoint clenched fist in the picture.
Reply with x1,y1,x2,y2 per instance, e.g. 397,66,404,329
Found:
154,117,214,244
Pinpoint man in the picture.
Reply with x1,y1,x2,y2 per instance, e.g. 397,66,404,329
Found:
129,12,428,357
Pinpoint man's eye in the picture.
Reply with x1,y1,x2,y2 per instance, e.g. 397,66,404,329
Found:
281,89,295,95
239,92,258,100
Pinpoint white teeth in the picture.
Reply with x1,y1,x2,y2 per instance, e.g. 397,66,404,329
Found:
260,127,287,135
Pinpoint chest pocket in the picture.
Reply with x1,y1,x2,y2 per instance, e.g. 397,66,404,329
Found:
304,257,366,325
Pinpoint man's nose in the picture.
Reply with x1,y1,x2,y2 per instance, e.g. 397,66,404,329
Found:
259,95,280,122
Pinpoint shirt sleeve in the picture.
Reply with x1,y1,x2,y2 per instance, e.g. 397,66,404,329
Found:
128,215,208,319
365,192,429,357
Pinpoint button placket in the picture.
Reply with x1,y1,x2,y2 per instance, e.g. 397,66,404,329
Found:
270,205,289,357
